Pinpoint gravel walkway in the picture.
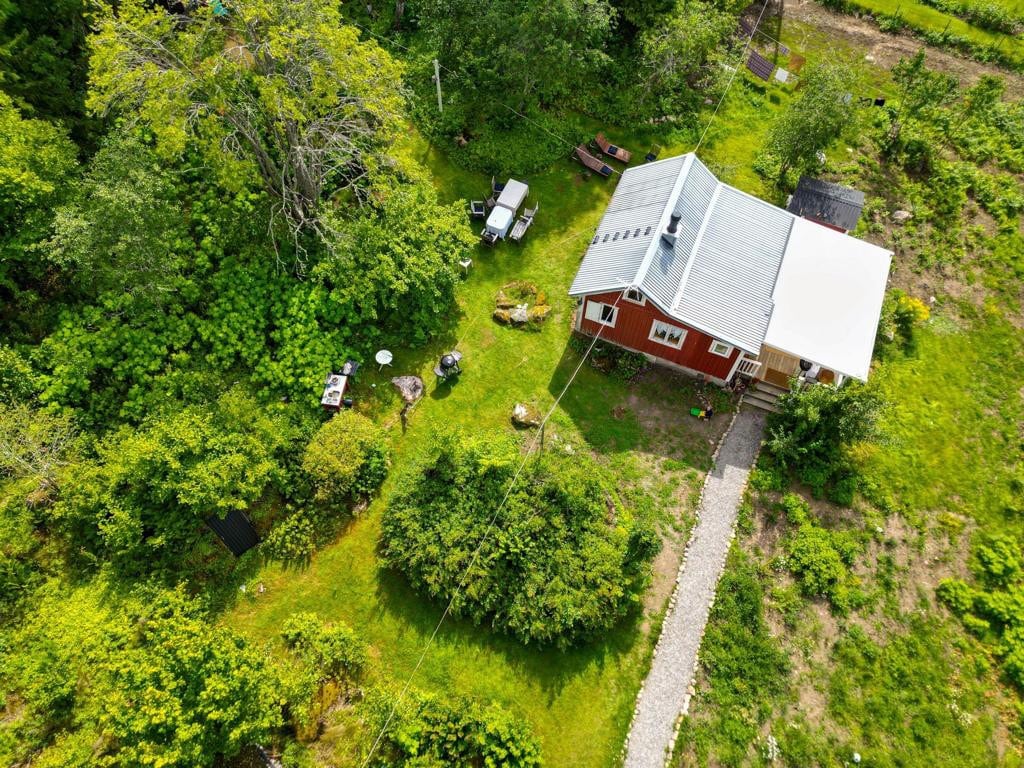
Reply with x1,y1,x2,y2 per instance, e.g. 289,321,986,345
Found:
623,409,766,768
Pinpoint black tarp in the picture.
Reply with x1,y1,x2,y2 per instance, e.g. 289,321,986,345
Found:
206,509,259,556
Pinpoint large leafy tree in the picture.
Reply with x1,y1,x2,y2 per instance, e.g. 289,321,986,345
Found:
761,60,858,182
0,92,77,310
885,49,959,148
418,0,614,127
88,0,405,256
4,583,281,767
46,131,189,304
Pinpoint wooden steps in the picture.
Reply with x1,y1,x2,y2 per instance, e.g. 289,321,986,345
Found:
741,380,787,413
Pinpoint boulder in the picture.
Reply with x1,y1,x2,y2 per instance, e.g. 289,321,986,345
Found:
493,308,512,324
511,402,542,428
390,375,424,405
891,209,912,223
528,304,551,322
510,304,529,325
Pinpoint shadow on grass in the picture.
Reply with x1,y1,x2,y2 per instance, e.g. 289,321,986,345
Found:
546,342,733,471
371,562,645,704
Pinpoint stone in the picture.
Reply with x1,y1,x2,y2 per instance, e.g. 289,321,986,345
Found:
390,375,424,405
493,308,512,324
511,402,542,427
891,209,912,223
528,304,552,322
510,304,529,324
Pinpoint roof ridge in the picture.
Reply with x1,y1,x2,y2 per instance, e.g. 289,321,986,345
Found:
670,180,722,315
632,153,695,288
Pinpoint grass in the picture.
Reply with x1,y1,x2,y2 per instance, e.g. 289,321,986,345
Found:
857,308,1024,533
226,128,738,766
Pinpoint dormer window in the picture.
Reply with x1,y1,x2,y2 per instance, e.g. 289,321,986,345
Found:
623,288,646,305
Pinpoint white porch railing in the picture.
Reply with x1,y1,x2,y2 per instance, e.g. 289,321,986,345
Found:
735,358,762,377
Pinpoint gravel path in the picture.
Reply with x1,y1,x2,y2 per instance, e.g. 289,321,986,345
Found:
623,409,766,768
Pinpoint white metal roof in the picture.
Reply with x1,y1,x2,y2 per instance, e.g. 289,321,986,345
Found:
496,179,528,211
765,217,892,381
569,153,892,370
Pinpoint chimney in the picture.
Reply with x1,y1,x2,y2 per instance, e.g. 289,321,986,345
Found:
661,213,681,247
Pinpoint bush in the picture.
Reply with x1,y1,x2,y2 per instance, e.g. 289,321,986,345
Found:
302,410,389,508
569,333,650,382
766,381,882,502
381,430,660,647
780,494,863,612
366,688,542,768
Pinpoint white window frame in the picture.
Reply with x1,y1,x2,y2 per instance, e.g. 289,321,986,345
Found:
708,340,734,358
649,319,686,349
585,299,618,327
622,287,646,306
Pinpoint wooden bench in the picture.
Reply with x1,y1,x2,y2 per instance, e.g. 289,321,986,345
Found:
575,145,613,177
595,132,632,163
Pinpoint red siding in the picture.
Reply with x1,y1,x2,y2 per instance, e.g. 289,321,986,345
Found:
578,291,741,381
806,216,847,234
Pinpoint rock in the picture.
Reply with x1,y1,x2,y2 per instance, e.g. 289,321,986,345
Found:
493,308,511,324
864,54,875,62
510,304,529,324
495,290,516,309
512,402,542,428
390,375,424,405
528,304,552,322
891,209,912,223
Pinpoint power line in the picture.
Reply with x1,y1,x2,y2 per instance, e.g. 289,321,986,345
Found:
358,286,629,768
694,0,772,153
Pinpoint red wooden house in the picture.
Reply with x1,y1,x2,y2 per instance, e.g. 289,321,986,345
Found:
569,154,891,407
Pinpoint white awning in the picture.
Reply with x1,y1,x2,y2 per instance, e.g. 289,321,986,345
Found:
764,217,891,381
496,179,528,211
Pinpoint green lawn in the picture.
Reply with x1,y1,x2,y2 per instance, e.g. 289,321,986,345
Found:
226,128,742,766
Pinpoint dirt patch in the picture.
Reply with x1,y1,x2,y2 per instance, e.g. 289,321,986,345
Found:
784,0,1024,97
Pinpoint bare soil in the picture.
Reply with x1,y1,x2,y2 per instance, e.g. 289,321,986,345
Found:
784,0,1024,97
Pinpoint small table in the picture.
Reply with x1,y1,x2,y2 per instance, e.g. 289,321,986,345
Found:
375,349,393,370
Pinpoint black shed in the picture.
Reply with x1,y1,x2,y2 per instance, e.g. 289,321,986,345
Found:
787,177,865,233
206,509,260,556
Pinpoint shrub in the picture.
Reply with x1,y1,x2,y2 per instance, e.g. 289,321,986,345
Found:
263,510,317,564
569,334,651,382
766,381,882,502
780,494,863,612
381,430,660,647
366,688,542,768
302,410,389,508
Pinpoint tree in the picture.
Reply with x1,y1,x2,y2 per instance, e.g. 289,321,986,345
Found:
5,583,281,768
638,0,736,112
885,49,958,148
88,0,405,257
0,403,77,491
302,410,389,508
0,91,77,295
417,0,613,127
381,430,660,647
761,60,857,182
46,131,189,303
56,387,296,575
0,0,92,138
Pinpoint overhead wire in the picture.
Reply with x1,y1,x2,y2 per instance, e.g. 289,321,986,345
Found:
349,6,775,763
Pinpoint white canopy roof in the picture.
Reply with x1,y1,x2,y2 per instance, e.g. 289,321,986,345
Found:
496,179,528,211
765,217,892,381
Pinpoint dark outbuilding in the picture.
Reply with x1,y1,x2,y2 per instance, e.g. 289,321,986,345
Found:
787,177,865,234
206,509,260,557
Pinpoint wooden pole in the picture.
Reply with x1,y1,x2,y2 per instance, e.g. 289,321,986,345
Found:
433,59,443,112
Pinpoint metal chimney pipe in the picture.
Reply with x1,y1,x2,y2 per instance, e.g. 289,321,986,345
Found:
667,213,681,234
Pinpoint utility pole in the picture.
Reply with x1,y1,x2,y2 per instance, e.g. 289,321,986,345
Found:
433,59,443,112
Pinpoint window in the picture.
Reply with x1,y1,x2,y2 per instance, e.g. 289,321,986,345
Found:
584,300,618,327
623,287,645,305
649,319,686,348
708,340,733,357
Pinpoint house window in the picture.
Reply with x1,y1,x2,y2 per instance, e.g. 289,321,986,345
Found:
708,340,733,357
649,319,686,349
584,300,618,327
623,287,646,305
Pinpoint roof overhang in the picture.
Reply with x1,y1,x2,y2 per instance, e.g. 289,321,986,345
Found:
764,218,891,381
